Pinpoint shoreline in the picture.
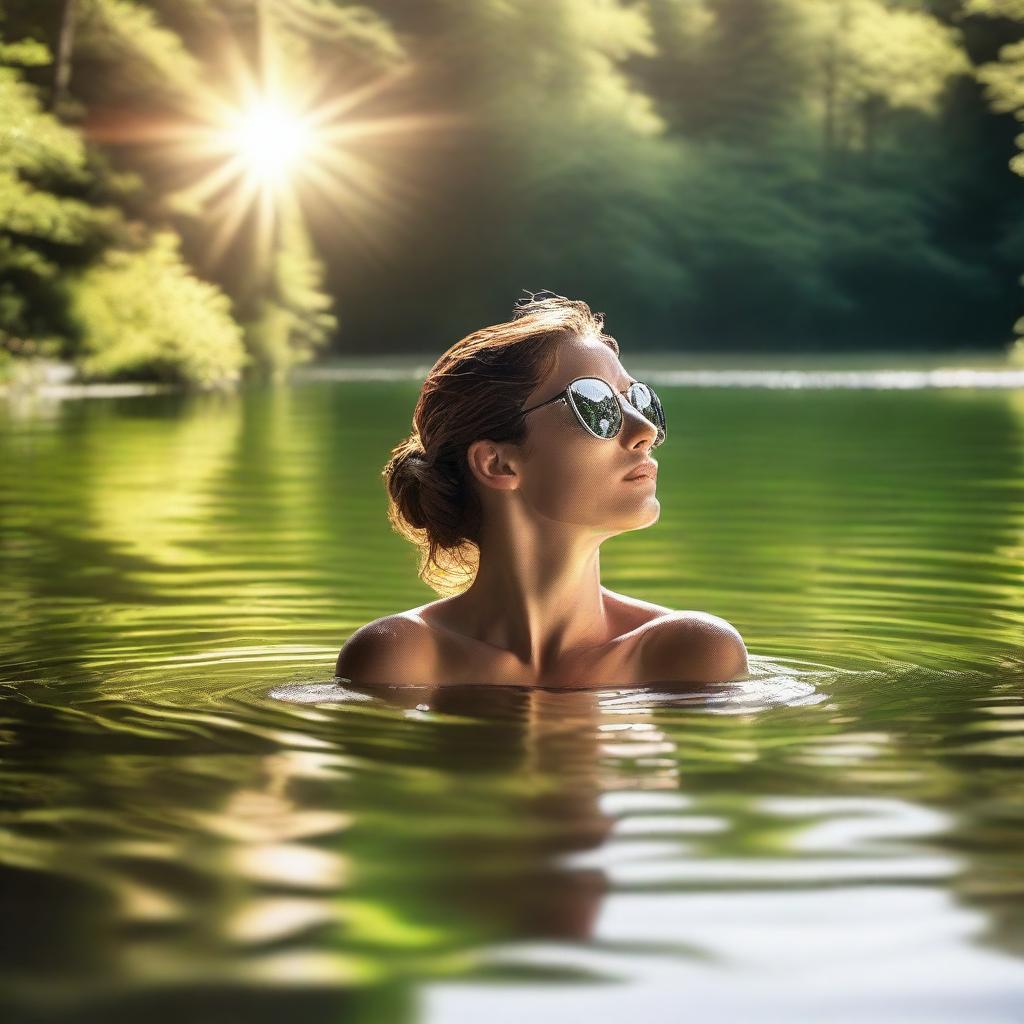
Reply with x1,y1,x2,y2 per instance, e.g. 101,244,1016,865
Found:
3,349,1023,400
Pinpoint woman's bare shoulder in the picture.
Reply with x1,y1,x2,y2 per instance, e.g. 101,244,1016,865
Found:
334,612,438,684
637,609,749,684
600,587,676,630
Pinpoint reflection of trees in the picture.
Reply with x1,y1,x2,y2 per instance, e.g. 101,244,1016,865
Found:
5,373,1024,1018
85,392,242,569
12,375,1023,689
245,684,688,987
0,382,383,689
0,391,241,683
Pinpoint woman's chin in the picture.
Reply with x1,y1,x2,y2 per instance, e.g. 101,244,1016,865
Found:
621,494,661,527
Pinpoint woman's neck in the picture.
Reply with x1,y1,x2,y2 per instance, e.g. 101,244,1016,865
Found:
453,533,613,673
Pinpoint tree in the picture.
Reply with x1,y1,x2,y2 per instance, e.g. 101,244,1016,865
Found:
2,0,405,379
79,0,401,374
0,30,116,372
0,2,252,385
965,0,1024,357
69,230,248,385
803,0,970,177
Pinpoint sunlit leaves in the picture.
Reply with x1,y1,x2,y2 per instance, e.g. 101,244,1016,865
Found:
243,202,337,377
75,0,201,99
805,0,970,121
0,37,50,66
70,231,249,385
966,0,1024,18
440,0,664,137
967,0,1024,356
0,63,114,351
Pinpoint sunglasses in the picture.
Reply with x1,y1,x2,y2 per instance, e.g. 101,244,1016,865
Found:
519,376,667,448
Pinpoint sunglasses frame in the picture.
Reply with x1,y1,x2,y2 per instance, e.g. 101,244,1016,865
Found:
519,375,667,447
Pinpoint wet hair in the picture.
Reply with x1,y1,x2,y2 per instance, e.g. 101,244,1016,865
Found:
383,290,620,596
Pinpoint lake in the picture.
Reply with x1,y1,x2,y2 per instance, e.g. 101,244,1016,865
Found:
2,362,1024,1022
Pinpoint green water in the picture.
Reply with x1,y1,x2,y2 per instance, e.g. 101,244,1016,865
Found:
2,375,1024,1022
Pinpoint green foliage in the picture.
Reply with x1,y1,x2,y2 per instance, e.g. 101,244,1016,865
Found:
0,59,118,356
639,0,969,149
0,0,371,381
355,0,987,349
639,0,815,142
271,0,406,66
69,231,248,385
74,0,377,374
812,0,970,115
74,0,201,100
243,205,336,378
413,0,688,335
966,1,1024,170
443,0,663,136
0,37,50,66
969,15,1024,173
967,0,1024,352
966,0,1024,17
1,0,1023,365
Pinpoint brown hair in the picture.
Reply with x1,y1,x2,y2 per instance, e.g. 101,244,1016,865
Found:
383,291,620,596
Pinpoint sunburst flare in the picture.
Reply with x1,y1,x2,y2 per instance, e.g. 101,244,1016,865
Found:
83,21,466,276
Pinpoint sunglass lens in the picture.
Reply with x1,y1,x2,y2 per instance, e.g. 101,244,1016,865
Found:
629,383,667,447
568,378,621,439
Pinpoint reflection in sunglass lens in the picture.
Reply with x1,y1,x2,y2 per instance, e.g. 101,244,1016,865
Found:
567,378,667,446
568,379,621,439
628,382,666,447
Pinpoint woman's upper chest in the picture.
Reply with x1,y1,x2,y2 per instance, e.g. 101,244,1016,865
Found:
415,601,667,688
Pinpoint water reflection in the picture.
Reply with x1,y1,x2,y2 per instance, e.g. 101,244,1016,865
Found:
4,377,1024,1020
5,381,1024,684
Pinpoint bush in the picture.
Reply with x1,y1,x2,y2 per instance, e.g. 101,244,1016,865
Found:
69,231,248,387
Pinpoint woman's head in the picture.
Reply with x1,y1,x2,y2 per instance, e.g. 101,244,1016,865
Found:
383,292,661,596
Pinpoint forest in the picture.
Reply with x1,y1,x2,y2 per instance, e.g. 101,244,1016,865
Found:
3,0,1024,386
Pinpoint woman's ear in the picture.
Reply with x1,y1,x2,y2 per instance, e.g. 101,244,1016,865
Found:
466,439,521,491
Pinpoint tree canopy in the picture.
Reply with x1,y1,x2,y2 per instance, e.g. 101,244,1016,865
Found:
2,0,1023,383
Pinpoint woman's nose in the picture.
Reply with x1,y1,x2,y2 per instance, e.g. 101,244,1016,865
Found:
619,395,659,447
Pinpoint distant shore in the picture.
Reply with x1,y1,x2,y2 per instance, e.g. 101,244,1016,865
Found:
2,349,1021,400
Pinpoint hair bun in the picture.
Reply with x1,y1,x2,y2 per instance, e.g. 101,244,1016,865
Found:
406,445,431,473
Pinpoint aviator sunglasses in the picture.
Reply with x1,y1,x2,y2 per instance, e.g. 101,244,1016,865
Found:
519,376,667,448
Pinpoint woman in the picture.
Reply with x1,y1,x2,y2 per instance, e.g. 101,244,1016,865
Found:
335,291,748,688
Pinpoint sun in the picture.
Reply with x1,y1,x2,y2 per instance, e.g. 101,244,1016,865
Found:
81,23,466,276
222,97,314,188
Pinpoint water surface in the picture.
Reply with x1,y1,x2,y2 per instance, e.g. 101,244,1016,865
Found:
2,371,1024,1022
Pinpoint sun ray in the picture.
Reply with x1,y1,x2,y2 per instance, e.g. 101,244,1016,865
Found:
175,155,251,208
206,172,263,268
78,12,466,287
299,162,393,265
299,61,418,127
315,110,469,143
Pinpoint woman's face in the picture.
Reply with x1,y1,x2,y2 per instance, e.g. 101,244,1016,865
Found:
512,335,662,535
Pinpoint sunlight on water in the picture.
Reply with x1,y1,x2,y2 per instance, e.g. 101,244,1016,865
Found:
2,378,1024,1021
